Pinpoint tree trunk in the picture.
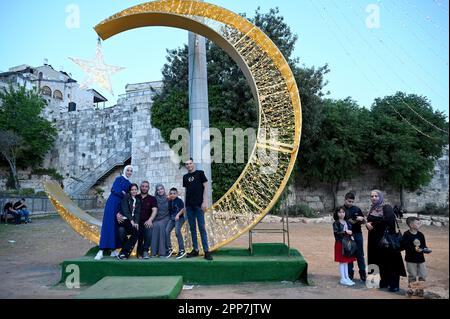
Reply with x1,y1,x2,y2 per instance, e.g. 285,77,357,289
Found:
400,186,405,209
331,181,339,211
4,156,20,189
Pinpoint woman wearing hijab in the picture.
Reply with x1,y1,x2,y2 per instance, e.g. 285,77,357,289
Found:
95,165,133,260
366,189,406,292
150,184,171,258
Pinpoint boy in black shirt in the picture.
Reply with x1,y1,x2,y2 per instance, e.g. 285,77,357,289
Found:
183,158,213,261
343,192,367,281
402,217,432,297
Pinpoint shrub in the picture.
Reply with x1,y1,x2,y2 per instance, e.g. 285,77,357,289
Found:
274,203,317,218
32,168,64,181
421,203,449,216
1,188,35,196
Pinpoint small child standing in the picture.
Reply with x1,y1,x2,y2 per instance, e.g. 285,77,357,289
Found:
333,207,356,286
402,217,432,297
165,188,187,259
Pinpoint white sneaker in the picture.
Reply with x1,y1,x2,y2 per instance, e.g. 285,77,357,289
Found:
340,279,354,286
110,250,119,258
346,278,356,286
94,250,103,260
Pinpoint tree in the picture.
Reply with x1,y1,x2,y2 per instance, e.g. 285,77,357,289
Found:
0,130,25,189
301,98,369,209
151,7,329,200
0,85,57,188
369,92,448,207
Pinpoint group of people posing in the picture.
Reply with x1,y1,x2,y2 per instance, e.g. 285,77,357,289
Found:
333,190,432,295
94,158,213,261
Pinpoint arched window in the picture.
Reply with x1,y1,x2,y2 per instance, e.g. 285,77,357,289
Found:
41,86,52,97
68,102,76,112
53,90,63,100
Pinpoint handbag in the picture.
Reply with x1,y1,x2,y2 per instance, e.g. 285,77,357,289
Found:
378,218,402,251
342,236,358,257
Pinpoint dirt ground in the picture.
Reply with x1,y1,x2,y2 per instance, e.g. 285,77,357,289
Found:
0,214,448,299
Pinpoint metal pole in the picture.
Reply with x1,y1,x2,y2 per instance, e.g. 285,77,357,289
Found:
188,0,213,205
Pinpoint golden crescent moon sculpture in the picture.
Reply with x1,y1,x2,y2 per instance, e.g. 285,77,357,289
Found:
44,0,302,253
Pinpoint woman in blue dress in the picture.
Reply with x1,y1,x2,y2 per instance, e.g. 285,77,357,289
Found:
95,165,133,260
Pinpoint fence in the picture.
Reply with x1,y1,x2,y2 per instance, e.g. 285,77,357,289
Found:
0,194,100,216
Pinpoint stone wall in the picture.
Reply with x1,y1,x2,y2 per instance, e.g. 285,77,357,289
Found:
43,105,132,188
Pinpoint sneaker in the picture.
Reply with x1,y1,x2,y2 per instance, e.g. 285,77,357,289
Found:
204,252,213,261
340,279,353,286
167,248,174,257
347,279,355,286
143,252,150,259
117,254,128,260
186,250,199,258
176,250,187,259
94,250,103,261
110,250,119,258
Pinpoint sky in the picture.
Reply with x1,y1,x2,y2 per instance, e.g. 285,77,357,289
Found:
0,0,448,119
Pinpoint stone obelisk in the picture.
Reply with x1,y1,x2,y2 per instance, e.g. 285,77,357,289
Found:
188,0,213,204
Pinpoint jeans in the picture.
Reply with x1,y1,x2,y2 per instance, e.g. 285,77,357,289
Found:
186,206,209,253
348,232,366,279
18,209,30,222
165,217,186,251
118,220,139,257
137,222,153,256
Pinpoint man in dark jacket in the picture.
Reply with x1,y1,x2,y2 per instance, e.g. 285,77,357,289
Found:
344,192,367,281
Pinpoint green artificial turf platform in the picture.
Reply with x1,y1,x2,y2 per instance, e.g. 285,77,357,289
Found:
76,276,183,299
61,243,308,286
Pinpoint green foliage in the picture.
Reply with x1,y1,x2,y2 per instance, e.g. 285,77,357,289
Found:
32,168,64,181
369,92,448,191
0,188,36,196
0,85,57,168
301,98,369,183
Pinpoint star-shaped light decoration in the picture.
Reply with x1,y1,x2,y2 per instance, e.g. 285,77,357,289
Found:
69,39,124,95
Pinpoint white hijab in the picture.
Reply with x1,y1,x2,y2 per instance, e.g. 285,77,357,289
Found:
122,165,133,181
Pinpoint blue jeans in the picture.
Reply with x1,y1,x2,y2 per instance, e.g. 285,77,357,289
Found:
165,217,186,251
19,209,30,222
186,206,209,253
348,232,366,278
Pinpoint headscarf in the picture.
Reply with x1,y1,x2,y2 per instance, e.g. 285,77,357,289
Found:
154,184,169,220
368,189,385,217
122,165,133,181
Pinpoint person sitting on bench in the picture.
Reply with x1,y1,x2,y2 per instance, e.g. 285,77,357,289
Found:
3,201,21,224
13,198,31,223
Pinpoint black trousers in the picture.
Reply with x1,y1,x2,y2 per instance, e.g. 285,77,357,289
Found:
137,222,153,256
118,220,139,257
